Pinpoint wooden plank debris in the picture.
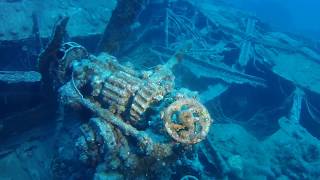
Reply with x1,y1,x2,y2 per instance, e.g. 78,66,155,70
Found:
0,71,41,85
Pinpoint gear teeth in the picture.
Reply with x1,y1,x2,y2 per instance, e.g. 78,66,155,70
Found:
141,87,153,96
73,54,175,125
108,75,127,89
134,96,148,109
118,71,141,85
103,93,126,105
129,81,169,124
103,83,128,97
98,71,142,114
130,110,140,121
131,103,144,115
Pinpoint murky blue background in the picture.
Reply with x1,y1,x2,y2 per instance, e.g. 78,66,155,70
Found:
230,0,320,40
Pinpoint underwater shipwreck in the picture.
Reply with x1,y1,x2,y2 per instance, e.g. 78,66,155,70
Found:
0,0,320,179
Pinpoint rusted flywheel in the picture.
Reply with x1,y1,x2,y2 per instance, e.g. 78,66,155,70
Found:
162,98,212,144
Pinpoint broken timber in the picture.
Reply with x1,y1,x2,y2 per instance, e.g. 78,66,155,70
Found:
289,87,305,124
0,71,41,85
152,46,266,88
183,57,266,87
236,18,256,70
194,2,320,63
0,71,42,105
200,84,229,104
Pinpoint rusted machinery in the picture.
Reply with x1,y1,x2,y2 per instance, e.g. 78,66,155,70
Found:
39,39,212,177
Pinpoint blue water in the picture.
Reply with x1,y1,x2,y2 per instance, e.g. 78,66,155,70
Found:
0,0,320,179
230,0,320,40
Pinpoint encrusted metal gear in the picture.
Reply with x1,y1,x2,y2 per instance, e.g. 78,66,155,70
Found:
129,66,174,125
71,53,142,114
102,70,142,114
162,98,212,144
58,45,212,147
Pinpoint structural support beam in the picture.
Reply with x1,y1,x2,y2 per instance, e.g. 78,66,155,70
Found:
0,71,41,85
236,18,256,71
200,84,229,104
289,87,305,124
97,0,148,55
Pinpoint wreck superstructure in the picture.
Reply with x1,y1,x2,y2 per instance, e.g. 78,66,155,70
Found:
0,0,320,179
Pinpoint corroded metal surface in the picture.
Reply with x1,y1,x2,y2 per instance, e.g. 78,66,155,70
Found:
38,37,212,176
162,98,212,144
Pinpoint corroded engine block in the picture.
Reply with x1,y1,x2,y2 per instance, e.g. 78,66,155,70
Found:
72,52,174,126
43,42,212,178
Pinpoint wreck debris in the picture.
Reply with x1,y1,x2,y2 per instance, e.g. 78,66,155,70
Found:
244,18,256,37
88,118,117,153
104,71,142,113
0,71,42,124
56,42,88,84
289,87,305,124
182,55,266,87
167,9,208,48
237,40,252,71
0,71,41,84
71,52,174,120
97,0,148,54
129,66,174,125
200,83,229,104
188,0,320,96
78,97,173,158
261,49,320,94
40,33,212,176
162,98,212,144
37,17,69,93
151,46,267,87
236,18,256,71
305,98,320,125
2,0,320,179
194,1,320,62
